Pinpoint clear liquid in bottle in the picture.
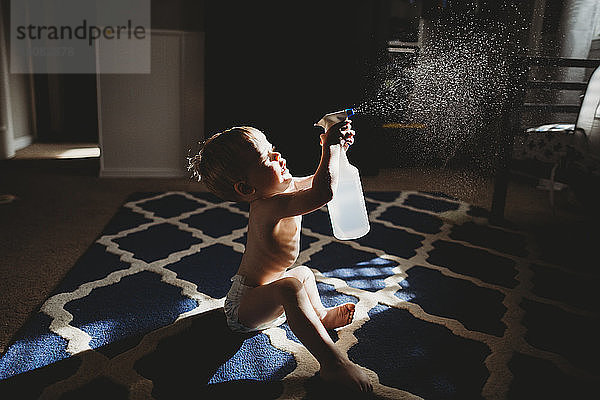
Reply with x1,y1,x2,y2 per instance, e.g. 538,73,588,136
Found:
327,150,370,240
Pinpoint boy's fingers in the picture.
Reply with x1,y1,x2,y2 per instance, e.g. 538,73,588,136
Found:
332,121,346,130
324,120,354,146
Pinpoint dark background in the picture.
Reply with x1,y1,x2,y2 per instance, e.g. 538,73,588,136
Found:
203,1,389,176
30,0,538,176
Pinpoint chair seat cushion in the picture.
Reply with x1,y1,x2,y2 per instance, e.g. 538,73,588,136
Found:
513,124,576,163
526,123,575,133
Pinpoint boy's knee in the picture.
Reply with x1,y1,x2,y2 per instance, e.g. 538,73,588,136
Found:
276,277,304,302
295,265,311,277
290,265,312,282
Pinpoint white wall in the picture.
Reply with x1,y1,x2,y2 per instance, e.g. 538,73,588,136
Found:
9,74,36,149
97,30,204,177
0,0,35,159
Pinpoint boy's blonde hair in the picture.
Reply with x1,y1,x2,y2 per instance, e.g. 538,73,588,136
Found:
188,126,263,201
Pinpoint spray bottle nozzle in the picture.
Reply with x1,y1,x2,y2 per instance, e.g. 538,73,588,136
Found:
315,108,356,131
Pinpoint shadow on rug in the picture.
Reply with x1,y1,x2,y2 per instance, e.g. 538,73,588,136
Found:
1,191,598,399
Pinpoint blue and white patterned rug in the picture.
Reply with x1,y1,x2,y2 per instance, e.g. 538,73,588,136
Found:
1,191,598,399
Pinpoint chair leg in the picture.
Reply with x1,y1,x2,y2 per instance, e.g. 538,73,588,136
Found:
549,162,558,215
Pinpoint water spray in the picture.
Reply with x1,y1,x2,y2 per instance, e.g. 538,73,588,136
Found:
351,7,526,201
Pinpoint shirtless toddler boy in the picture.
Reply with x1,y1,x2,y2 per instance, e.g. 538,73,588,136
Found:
188,120,372,393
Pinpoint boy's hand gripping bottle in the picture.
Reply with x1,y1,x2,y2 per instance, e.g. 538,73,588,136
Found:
315,109,370,240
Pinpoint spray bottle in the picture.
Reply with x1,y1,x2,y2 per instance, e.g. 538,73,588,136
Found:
315,109,370,240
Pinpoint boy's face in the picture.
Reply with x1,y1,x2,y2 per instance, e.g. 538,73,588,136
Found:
245,131,293,198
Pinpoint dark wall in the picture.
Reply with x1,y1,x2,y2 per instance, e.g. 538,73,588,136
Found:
34,0,205,144
151,0,204,31
204,1,387,175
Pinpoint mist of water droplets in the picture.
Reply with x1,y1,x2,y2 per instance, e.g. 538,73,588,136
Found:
355,7,528,199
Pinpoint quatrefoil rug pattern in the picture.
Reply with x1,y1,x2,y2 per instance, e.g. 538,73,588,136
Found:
1,191,598,399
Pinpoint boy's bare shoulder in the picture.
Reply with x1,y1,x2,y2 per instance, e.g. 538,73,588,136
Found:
252,190,297,211
251,186,305,220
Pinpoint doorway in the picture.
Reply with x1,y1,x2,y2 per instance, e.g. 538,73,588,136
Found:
11,74,101,160
34,74,98,144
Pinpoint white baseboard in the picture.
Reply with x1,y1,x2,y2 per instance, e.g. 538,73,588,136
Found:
13,135,33,150
100,167,187,178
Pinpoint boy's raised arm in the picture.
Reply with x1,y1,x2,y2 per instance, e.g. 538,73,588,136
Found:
292,175,315,190
268,122,348,219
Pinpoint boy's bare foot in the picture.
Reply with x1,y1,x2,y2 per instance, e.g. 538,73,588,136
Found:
320,359,372,393
320,303,355,330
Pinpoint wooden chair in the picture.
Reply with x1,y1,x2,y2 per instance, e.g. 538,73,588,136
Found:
512,65,600,210
491,58,600,222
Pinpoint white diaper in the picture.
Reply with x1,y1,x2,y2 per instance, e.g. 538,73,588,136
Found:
224,274,287,333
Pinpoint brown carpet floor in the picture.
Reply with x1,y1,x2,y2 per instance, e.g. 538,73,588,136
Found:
0,156,597,356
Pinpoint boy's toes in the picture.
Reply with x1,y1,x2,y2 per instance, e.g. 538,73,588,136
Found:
346,303,355,324
322,303,356,330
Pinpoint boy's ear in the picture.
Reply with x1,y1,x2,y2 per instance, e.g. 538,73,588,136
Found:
234,181,255,197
